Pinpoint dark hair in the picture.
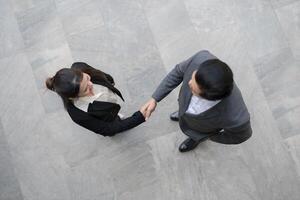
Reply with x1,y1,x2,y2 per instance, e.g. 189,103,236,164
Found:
46,68,83,108
195,59,233,100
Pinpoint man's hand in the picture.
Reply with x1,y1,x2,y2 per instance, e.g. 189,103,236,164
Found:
141,98,157,120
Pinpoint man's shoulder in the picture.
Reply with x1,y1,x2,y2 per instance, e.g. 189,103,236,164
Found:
193,50,217,62
183,50,217,72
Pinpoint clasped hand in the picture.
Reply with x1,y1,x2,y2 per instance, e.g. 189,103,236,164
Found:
140,98,157,120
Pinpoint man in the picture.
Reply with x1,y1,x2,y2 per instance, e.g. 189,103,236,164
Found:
142,50,252,152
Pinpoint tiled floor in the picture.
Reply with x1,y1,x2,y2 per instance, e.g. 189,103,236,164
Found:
0,0,299,199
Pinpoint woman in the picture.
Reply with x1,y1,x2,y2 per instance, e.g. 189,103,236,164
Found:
45,62,146,136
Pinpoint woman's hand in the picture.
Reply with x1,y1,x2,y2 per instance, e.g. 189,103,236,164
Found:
139,107,147,119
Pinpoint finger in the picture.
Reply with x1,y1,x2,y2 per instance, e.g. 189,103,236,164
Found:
142,103,150,111
145,114,150,121
144,106,150,114
146,109,152,119
140,107,148,118
141,105,148,113
140,105,146,112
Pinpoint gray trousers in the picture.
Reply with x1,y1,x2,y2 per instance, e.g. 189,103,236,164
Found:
184,121,252,145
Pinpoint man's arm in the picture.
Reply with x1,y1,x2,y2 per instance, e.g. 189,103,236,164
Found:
151,56,194,102
141,55,194,119
142,50,216,119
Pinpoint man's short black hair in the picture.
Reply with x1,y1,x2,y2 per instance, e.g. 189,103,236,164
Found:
195,59,233,100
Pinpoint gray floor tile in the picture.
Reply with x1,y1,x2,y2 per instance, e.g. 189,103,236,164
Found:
234,0,289,61
285,134,300,177
148,131,260,200
239,71,300,199
0,120,23,200
11,148,71,200
39,110,108,167
0,54,44,146
275,1,300,58
143,0,195,48
55,0,104,36
0,0,24,59
253,48,300,139
184,0,237,32
270,0,300,8
10,0,53,13
14,0,66,50
142,0,202,69
66,142,158,200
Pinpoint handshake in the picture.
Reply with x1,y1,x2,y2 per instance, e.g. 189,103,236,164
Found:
139,98,157,120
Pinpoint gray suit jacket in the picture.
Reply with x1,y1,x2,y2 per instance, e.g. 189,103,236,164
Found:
152,50,252,144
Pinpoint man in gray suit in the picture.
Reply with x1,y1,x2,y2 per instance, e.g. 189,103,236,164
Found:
142,50,252,152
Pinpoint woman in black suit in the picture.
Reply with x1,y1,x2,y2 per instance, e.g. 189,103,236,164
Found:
45,62,146,136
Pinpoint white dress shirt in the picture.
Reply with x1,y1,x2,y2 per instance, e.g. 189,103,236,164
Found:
74,84,121,112
186,95,221,115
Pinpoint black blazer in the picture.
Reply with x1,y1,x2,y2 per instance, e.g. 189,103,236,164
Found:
66,62,145,136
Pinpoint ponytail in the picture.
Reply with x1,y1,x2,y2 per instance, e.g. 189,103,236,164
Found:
45,77,55,91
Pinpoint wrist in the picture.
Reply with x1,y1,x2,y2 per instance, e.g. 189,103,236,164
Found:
151,98,157,104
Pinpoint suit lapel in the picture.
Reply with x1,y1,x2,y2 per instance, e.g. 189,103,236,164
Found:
179,83,192,117
183,90,192,114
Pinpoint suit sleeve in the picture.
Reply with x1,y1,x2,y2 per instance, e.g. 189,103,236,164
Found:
151,55,194,102
67,104,145,136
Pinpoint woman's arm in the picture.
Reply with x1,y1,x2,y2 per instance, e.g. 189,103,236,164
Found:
67,103,145,136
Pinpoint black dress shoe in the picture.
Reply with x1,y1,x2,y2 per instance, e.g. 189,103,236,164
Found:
170,111,179,121
179,138,201,152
